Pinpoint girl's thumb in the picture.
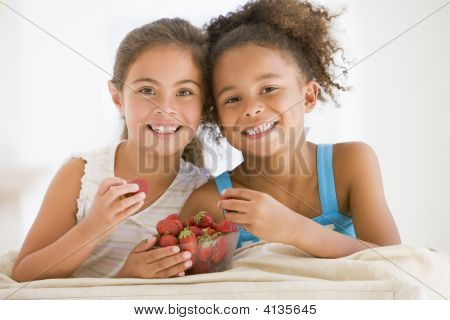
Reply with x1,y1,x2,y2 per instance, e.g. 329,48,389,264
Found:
133,236,157,253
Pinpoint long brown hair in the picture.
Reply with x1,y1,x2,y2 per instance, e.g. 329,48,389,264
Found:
111,18,208,167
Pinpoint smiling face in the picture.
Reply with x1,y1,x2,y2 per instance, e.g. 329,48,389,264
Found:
213,44,318,158
110,45,204,157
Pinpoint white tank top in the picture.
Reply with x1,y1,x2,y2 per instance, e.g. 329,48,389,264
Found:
64,140,210,278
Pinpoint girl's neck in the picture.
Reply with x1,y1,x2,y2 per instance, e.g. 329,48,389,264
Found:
236,139,316,189
114,140,181,186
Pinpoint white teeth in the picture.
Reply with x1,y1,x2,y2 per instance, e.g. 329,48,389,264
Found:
244,121,277,136
150,125,178,133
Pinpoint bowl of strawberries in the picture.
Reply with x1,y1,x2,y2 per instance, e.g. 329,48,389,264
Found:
154,211,239,275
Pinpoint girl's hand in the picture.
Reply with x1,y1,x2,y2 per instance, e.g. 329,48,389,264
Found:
115,237,193,278
218,188,303,245
80,177,146,240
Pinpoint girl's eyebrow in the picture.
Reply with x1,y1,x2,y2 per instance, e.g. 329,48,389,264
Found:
255,72,282,81
132,77,201,88
216,84,236,99
216,73,282,99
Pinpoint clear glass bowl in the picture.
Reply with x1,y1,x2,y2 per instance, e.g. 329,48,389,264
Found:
185,231,240,275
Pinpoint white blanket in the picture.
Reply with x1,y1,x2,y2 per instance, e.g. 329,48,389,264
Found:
0,242,448,300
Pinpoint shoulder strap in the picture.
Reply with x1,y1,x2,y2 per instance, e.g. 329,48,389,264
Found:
317,144,340,214
214,171,233,195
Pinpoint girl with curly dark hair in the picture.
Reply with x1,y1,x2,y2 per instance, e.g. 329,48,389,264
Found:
181,0,400,258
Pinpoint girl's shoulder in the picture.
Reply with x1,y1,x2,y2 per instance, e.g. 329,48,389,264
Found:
316,141,379,216
332,141,379,176
332,141,381,202
64,142,118,167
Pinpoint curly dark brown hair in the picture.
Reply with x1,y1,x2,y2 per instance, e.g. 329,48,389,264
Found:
203,0,349,143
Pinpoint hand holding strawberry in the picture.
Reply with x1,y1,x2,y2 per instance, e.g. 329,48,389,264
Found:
115,236,192,279
121,177,149,199
79,177,147,240
217,188,303,245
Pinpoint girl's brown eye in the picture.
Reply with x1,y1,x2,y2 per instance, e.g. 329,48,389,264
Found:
177,89,192,97
262,86,277,94
139,87,155,95
224,97,240,105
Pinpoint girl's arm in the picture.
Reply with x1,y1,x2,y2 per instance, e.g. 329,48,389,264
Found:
284,142,401,258
290,142,401,257
219,142,401,258
11,158,103,282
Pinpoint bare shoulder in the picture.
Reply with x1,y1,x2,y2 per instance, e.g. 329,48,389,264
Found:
180,178,224,223
333,141,380,177
334,141,377,158
14,157,87,266
331,142,380,214
48,157,87,205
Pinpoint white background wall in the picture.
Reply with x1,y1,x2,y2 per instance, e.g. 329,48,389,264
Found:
0,0,449,254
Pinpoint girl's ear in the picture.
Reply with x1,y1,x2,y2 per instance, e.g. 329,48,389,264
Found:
108,81,124,115
303,80,319,113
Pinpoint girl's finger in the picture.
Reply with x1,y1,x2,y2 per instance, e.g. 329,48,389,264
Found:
224,212,249,225
132,236,157,253
152,259,193,278
221,188,259,201
106,183,143,203
115,197,145,220
146,250,192,272
218,199,249,213
97,177,127,196
112,191,146,215
151,250,192,271
144,246,181,262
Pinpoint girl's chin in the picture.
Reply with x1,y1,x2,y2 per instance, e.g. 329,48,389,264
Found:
137,139,190,158
240,144,286,159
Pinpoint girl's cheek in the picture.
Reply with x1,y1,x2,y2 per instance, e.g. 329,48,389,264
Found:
217,107,234,125
182,100,202,129
124,99,151,132
220,109,242,136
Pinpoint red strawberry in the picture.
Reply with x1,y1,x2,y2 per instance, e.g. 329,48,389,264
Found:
167,213,180,220
202,227,216,236
212,236,229,263
159,234,179,247
156,218,182,237
197,235,215,261
194,211,215,228
191,260,212,274
188,225,203,237
173,219,184,231
178,228,197,256
185,216,195,227
124,177,149,197
215,220,238,234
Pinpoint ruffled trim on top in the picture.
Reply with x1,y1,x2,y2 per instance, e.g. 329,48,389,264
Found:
180,159,212,189
67,143,119,222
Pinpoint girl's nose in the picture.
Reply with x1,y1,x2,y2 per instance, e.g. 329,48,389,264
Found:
152,96,177,116
244,103,263,117
153,106,177,116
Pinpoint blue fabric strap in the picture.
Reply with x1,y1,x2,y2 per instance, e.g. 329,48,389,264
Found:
214,171,260,248
317,144,340,214
214,171,233,196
